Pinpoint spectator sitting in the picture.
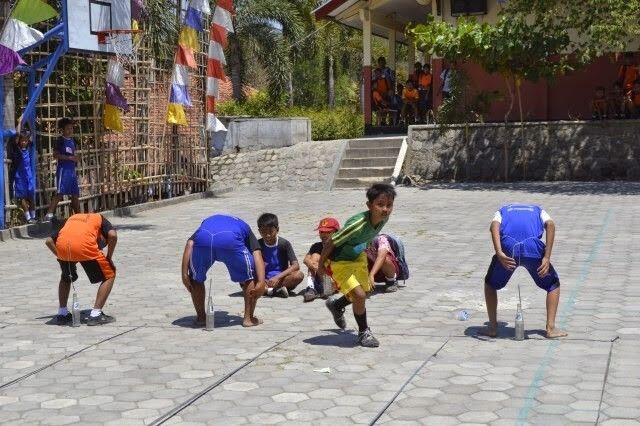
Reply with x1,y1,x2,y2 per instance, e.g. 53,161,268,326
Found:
389,84,404,126
591,86,608,120
257,213,304,298
608,82,624,119
366,234,401,293
617,52,638,95
401,80,420,124
624,79,640,118
372,81,391,126
409,62,422,87
418,63,433,121
302,217,340,302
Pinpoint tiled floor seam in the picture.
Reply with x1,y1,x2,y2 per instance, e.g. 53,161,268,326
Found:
369,338,451,425
517,208,614,425
149,332,300,426
595,336,619,425
0,325,142,391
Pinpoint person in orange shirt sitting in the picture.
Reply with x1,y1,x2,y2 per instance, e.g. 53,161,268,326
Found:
45,213,118,326
591,86,608,120
624,79,640,117
401,80,420,124
617,53,639,96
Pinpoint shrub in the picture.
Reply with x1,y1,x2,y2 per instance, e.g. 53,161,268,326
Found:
217,93,364,141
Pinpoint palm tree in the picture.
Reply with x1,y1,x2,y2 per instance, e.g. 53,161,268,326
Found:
228,0,314,103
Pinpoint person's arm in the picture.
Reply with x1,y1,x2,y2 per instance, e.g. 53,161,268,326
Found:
369,245,389,282
45,237,58,257
181,239,194,292
268,241,300,284
538,220,555,277
303,253,318,272
105,230,117,260
252,249,266,284
317,239,335,278
490,221,516,270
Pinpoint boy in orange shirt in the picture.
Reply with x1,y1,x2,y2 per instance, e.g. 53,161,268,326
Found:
624,79,640,117
401,80,420,124
617,53,638,95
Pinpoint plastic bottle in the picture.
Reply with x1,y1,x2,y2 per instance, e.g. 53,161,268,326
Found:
455,310,470,321
205,295,215,331
514,303,524,340
71,292,81,327
322,276,334,297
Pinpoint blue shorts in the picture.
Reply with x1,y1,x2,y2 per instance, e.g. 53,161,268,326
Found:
56,168,79,196
14,179,35,200
485,256,560,292
188,232,255,284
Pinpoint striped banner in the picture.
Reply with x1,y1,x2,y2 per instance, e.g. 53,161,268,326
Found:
206,0,234,132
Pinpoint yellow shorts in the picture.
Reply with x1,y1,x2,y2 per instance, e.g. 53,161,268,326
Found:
327,252,372,300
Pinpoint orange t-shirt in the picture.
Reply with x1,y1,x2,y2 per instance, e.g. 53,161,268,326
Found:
54,213,111,261
618,65,639,92
375,77,390,95
403,88,419,102
372,90,385,106
419,73,432,89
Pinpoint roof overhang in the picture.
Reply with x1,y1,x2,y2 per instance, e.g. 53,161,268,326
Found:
313,0,433,43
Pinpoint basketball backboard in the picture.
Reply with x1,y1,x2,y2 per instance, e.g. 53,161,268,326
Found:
64,0,133,54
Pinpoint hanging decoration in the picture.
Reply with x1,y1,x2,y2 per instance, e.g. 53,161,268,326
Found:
0,0,58,75
166,0,211,125
206,0,233,131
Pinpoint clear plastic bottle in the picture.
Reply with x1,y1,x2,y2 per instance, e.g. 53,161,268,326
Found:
205,295,214,331
514,303,524,340
71,292,81,327
455,310,470,321
322,276,334,297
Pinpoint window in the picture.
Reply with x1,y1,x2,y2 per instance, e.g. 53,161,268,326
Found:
450,0,487,16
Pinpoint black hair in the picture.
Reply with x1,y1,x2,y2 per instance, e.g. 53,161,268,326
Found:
414,61,422,68
595,86,605,91
377,56,386,63
58,117,74,129
257,213,279,229
613,81,622,88
366,183,397,202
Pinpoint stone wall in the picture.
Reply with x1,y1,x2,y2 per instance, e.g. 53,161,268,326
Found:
406,120,640,181
210,117,312,154
209,139,347,191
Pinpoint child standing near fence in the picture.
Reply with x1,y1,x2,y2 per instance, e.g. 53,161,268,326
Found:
46,117,80,220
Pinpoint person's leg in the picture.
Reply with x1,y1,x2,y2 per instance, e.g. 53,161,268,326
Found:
19,198,30,222
545,287,567,338
59,279,71,309
70,195,80,214
47,194,60,216
93,277,115,310
189,280,206,324
350,286,367,331
281,270,304,291
482,283,498,337
241,280,262,327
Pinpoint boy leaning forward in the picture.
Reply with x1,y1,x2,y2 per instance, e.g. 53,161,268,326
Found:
318,183,396,348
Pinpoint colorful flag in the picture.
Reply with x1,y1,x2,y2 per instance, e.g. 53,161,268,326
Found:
210,23,228,47
208,41,226,64
207,114,226,132
0,44,25,75
167,103,187,125
10,0,58,26
184,7,204,32
175,44,197,68
103,59,129,132
170,83,192,106
178,27,199,51
131,0,147,21
105,83,130,112
0,18,44,52
103,104,124,132
206,0,234,131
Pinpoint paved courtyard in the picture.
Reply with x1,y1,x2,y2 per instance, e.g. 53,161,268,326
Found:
1,182,639,425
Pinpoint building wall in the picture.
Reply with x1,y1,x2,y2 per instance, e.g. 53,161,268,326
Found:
406,121,640,182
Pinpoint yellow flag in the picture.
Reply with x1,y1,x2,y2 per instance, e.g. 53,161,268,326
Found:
103,104,123,132
167,103,187,125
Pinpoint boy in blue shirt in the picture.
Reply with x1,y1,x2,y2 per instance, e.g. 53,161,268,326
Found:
257,213,303,298
12,131,36,223
181,214,267,327
482,204,567,339
46,118,80,220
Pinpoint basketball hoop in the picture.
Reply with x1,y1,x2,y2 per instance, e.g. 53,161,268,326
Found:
96,29,144,67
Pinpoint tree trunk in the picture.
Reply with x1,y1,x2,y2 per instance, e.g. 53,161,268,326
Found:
328,54,335,108
228,35,244,101
287,70,293,107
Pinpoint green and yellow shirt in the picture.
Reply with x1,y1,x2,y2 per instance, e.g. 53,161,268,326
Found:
330,211,387,261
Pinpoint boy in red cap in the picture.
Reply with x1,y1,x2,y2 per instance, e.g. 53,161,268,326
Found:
301,217,340,302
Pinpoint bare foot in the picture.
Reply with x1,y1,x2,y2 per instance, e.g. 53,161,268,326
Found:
546,328,568,339
193,317,205,328
478,325,498,338
251,316,263,325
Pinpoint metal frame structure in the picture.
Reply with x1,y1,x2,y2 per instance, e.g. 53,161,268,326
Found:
0,2,69,228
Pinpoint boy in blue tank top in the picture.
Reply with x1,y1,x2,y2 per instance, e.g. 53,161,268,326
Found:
46,118,80,220
482,204,567,339
12,131,36,223
181,214,267,328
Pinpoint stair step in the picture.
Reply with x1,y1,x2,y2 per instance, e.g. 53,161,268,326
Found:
333,177,391,189
348,137,404,149
343,147,401,159
337,166,395,178
340,157,397,168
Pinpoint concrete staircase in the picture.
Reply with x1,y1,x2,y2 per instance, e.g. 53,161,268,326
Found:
333,137,404,189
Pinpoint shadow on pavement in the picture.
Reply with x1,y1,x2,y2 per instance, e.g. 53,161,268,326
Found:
303,330,357,348
172,311,243,329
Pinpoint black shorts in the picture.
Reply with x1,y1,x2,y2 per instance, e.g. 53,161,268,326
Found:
58,257,116,284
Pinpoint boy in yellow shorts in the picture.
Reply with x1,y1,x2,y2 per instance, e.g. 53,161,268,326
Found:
318,183,396,348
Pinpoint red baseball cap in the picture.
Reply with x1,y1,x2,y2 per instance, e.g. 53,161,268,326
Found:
315,217,340,232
